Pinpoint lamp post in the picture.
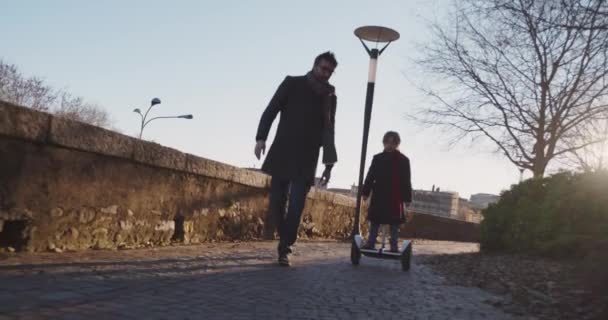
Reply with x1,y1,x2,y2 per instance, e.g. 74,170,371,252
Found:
133,98,193,139
352,26,400,237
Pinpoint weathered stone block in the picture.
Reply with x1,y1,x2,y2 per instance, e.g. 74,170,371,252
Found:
50,208,64,218
67,227,79,240
232,168,270,188
49,117,134,159
100,205,118,215
182,220,194,244
155,220,175,232
132,141,187,171
309,189,355,208
120,220,133,230
185,154,235,181
79,207,96,224
0,101,50,142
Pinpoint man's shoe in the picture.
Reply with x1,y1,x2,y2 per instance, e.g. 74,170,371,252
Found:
277,243,291,266
278,252,291,266
277,243,292,254
389,246,399,253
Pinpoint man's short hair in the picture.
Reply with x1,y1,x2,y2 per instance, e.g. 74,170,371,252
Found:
383,131,401,145
314,51,338,67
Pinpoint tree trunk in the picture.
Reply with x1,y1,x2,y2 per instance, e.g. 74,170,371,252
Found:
532,160,547,178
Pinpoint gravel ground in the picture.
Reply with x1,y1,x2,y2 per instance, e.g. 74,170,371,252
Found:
418,249,607,320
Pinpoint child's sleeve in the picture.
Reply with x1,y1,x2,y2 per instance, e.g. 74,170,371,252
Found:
402,158,413,203
361,157,377,197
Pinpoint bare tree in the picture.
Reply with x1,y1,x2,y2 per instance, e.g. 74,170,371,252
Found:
0,59,112,128
54,93,111,128
0,60,56,111
566,119,608,171
545,0,608,31
417,0,608,177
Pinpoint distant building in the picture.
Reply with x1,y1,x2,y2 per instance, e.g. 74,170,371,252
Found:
455,198,469,220
457,198,483,223
411,190,459,217
470,193,500,209
327,184,358,198
326,186,462,218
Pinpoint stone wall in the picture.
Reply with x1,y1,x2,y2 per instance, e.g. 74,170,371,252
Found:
0,101,478,252
401,212,480,242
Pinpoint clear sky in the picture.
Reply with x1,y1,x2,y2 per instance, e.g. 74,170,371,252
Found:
1,0,524,198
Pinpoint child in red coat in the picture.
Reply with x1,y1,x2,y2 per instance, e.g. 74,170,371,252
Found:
361,131,412,252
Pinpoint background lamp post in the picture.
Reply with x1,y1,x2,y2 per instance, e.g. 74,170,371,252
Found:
352,26,400,237
133,98,193,139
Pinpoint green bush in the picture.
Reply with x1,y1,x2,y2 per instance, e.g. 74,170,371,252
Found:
480,170,608,257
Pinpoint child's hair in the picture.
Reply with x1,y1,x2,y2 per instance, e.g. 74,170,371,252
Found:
383,131,401,145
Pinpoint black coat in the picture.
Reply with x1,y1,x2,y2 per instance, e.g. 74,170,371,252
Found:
361,151,412,225
256,75,337,186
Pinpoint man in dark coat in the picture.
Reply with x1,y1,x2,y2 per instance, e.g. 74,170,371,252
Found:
255,51,338,266
361,131,412,252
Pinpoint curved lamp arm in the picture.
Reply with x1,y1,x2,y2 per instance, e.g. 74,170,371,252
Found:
144,114,194,127
142,114,193,132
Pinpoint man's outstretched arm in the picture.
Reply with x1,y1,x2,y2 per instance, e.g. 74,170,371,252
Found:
255,76,291,159
319,94,337,186
322,94,338,165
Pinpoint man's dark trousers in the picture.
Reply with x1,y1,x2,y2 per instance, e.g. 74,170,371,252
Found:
269,176,310,252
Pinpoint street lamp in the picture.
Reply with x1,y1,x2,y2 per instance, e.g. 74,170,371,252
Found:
133,98,193,139
352,26,400,237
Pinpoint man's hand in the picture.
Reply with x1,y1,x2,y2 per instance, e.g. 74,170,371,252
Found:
319,164,333,186
254,140,266,160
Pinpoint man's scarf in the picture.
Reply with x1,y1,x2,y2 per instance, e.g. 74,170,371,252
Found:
306,71,337,164
306,71,335,128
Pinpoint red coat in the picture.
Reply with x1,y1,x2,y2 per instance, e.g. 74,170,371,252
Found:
361,151,412,225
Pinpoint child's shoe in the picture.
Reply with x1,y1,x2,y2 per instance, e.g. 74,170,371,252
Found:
361,242,375,250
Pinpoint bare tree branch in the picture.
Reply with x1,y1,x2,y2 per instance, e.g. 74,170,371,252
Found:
0,59,113,128
416,0,608,177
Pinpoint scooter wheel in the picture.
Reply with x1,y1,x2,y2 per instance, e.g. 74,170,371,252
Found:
351,241,361,266
401,243,412,271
